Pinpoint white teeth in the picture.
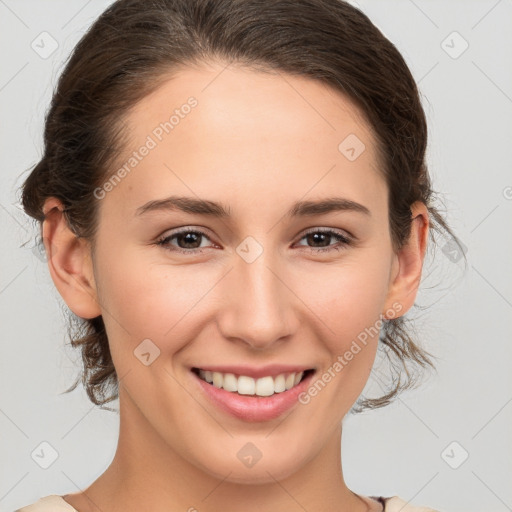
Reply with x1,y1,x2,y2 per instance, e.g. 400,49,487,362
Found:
212,372,223,388
274,374,286,393
222,373,238,392
197,369,306,397
237,375,255,395
255,376,275,397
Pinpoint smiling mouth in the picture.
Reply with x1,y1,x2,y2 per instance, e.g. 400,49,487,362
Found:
192,368,315,397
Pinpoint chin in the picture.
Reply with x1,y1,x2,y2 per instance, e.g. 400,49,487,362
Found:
196,449,307,485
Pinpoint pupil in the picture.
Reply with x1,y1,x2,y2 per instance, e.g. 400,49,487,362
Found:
309,232,329,247
181,232,200,248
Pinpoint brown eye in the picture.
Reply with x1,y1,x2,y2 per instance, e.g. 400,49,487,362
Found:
295,229,352,253
157,229,214,254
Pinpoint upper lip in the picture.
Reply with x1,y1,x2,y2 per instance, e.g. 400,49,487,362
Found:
192,364,315,379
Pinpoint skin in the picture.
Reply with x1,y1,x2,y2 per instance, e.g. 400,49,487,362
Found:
42,60,429,512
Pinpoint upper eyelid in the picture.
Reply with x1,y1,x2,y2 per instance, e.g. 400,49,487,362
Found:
300,226,352,239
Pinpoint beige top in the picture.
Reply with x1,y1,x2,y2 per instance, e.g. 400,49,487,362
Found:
15,494,441,511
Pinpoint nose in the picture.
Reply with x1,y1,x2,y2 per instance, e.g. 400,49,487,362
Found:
216,249,299,351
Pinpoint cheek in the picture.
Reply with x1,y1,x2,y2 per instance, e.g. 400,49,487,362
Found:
97,263,199,335
309,256,392,340
282,265,391,423
305,255,392,389
91,245,181,355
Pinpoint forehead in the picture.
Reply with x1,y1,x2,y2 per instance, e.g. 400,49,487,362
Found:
101,62,386,223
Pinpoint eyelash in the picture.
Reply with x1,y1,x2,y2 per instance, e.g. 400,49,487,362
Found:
156,227,353,255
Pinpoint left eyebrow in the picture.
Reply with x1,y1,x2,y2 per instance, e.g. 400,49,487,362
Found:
287,197,371,217
135,195,371,218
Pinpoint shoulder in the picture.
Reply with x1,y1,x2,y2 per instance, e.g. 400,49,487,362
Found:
383,496,442,512
15,495,78,512
15,493,442,512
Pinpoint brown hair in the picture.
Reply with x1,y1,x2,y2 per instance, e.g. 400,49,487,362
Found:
19,0,465,412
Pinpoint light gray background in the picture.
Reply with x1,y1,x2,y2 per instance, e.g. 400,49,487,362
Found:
1,1,511,511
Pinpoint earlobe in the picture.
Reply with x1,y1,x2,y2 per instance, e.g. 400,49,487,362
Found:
383,201,429,318
42,197,102,319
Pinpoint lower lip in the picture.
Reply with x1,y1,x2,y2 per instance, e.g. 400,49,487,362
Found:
192,370,315,422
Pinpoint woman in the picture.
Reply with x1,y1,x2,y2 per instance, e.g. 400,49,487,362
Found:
17,0,462,510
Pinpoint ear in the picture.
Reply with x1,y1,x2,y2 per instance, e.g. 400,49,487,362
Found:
42,197,102,319
382,201,429,318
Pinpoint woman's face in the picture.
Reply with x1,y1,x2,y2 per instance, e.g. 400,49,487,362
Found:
62,62,418,483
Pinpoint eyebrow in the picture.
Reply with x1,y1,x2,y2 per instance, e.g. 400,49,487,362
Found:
135,195,371,218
